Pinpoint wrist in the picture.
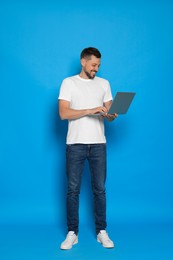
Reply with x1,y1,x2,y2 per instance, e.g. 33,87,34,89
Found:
85,109,91,115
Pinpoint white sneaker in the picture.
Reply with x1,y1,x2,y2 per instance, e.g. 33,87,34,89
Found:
60,231,78,250
97,230,114,248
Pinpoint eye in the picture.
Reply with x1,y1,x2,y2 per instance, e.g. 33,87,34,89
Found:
92,63,100,67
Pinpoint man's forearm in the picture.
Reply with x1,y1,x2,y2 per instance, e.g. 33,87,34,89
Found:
59,107,90,120
59,101,108,120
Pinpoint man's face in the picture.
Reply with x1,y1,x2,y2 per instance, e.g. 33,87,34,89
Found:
81,55,101,79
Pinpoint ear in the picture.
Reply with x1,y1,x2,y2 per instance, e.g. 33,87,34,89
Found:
81,58,87,67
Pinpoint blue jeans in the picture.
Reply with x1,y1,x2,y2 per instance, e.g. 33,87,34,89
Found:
66,143,107,234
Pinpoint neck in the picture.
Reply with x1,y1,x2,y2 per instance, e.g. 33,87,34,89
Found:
79,71,89,79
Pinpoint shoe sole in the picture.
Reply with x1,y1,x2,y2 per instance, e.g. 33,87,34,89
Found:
60,238,78,250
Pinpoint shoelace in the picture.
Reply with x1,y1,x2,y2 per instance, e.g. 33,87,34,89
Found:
100,232,110,241
67,232,75,239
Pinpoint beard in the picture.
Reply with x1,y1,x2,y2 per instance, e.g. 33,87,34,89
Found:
84,69,97,79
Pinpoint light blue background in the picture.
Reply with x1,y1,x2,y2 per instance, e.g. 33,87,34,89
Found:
0,1,173,259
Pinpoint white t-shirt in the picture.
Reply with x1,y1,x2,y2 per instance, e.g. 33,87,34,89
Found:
58,75,112,144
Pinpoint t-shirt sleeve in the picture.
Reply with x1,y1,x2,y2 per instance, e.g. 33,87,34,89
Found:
58,78,72,102
103,80,113,103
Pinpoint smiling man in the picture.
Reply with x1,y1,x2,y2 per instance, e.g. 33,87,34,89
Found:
80,50,100,79
58,47,117,250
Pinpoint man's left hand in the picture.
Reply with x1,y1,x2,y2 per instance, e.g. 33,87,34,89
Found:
101,113,118,122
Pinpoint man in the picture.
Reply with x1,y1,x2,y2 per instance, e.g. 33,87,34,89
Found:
58,47,118,250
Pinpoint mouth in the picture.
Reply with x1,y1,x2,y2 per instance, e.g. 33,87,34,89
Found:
91,71,97,76
84,69,96,79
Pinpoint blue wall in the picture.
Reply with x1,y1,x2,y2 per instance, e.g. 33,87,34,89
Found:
0,0,173,226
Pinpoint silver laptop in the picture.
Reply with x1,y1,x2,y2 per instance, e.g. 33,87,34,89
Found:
108,92,136,114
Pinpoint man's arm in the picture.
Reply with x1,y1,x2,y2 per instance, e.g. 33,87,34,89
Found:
59,100,108,120
103,100,118,122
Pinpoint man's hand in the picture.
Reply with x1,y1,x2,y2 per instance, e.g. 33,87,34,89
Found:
101,113,118,122
88,106,108,115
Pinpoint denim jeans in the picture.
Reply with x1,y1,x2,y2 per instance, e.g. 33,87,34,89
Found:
66,143,107,234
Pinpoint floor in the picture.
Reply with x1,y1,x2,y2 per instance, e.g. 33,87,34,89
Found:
0,222,173,260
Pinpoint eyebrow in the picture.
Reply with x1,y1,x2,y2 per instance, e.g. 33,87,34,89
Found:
92,63,101,66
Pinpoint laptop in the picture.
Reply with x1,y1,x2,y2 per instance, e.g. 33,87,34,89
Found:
108,92,136,114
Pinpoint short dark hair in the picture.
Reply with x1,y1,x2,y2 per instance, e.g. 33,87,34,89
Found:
80,47,101,60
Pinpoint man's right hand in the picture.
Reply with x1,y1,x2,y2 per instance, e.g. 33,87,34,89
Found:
59,100,108,120
88,106,108,115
